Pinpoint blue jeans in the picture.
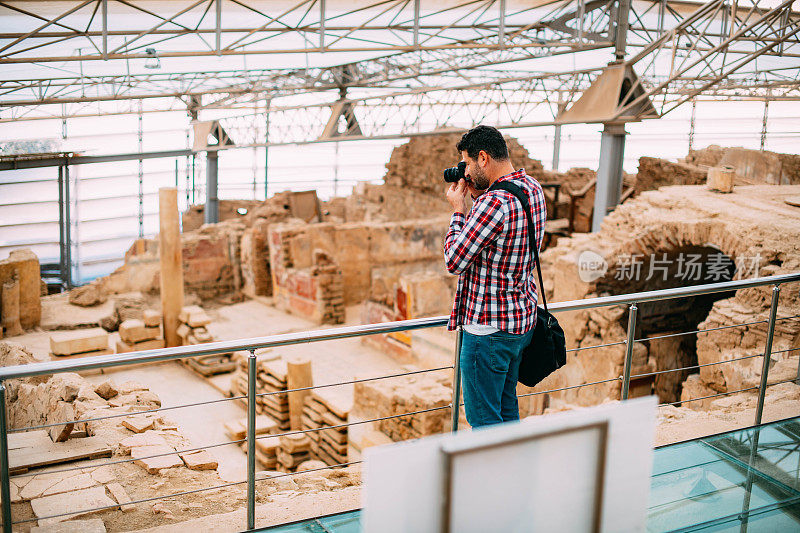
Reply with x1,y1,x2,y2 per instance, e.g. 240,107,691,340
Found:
459,328,534,429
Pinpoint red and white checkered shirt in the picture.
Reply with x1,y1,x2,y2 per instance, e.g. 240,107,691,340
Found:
444,169,547,334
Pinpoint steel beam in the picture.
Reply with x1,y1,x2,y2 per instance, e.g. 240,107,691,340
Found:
592,123,627,232
101,0,108,60
205,150,219,224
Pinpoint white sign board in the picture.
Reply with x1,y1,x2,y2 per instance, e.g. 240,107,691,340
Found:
363,397,656,533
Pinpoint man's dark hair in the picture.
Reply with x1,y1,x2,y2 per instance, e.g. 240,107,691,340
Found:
456,125,509,161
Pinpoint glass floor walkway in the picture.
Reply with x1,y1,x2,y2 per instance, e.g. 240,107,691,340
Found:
259,416,800,533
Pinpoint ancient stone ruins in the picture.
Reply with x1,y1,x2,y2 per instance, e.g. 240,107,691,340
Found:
1,135,799,530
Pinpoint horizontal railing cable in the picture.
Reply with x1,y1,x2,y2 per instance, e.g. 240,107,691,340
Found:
8,393,248,433
10,437,248,479
659,386,760,408
629,353,764,380
517,376,622,399
254,365,453,399
632,319,768,344
567,339,627,353
634,313,800,345
657,379,799,409
770,347,800,356
254,405,452,444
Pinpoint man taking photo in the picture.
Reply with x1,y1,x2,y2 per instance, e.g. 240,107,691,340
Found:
443,125,547,428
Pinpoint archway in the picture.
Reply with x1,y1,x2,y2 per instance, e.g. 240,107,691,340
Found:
596,245,737,403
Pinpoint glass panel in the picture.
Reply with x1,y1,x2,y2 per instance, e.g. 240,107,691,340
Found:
258,510,361,532
648,418,800,532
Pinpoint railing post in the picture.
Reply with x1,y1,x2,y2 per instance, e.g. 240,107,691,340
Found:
754,285,781,426
451,326,463,432
0,382,11,533
246,349,257,530
621,303,638,401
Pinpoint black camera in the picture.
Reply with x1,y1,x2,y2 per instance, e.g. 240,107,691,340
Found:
443,161,467,183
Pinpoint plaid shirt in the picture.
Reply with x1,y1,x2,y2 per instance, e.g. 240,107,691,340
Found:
444,169,547,334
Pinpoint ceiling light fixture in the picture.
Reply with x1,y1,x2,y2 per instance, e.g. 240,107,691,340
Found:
144,48,161,70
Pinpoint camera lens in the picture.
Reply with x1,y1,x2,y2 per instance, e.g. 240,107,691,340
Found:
443,161,466,183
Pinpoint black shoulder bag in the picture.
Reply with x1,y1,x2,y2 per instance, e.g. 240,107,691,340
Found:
488,180,567,387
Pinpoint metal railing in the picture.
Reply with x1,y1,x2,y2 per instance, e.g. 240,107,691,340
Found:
0,272,798,531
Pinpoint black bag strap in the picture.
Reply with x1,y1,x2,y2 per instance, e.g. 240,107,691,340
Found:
487,180,548,312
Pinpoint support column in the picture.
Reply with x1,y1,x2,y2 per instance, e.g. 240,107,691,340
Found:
64,165,72,289
264,99,270,200
552,102,566,171
552,125,562,171
205,150,219,224
58,166,66,290
592,123,627,232
159,188,185,347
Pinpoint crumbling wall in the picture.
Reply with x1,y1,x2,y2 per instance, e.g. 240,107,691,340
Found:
351,372,452,442
341,183,452,223
383,132,547,195
240,219,272,297
182,199,264,232
269,217,450,306
634,157,707,196
686,145,800,185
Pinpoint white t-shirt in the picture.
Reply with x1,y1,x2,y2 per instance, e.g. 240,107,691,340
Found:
463,324,500,336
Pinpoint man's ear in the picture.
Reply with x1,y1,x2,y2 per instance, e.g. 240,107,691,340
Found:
478,150,489,167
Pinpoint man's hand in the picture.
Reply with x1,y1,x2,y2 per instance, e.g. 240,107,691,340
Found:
446,179,468,214
466,181,485,200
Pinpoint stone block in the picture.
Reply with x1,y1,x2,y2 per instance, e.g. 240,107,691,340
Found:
142,309,161,327
106,482,135,512
1,276,24,336
68,282,107,307
178,305,211,327
115,338,165,354
131,445,183,473
50,328,109,356
47,401,75,443
41,473,97,496
119,431,168,453
279,433,311,454
179,450,218,471
94,380,118,400
296,459,327,472
118,319,159,344
30,486,116,527
121,415,155,433
89,466,115,485
176,323,191,343
360,429,393,449
224,415,278,440
191,327,213,343
0,249,41,329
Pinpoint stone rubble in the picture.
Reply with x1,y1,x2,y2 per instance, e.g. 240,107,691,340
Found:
176,305,236,375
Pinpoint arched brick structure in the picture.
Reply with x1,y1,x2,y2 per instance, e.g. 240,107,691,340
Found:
524,185,800,412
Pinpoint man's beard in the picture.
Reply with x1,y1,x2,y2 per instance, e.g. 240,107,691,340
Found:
472,168,490,190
